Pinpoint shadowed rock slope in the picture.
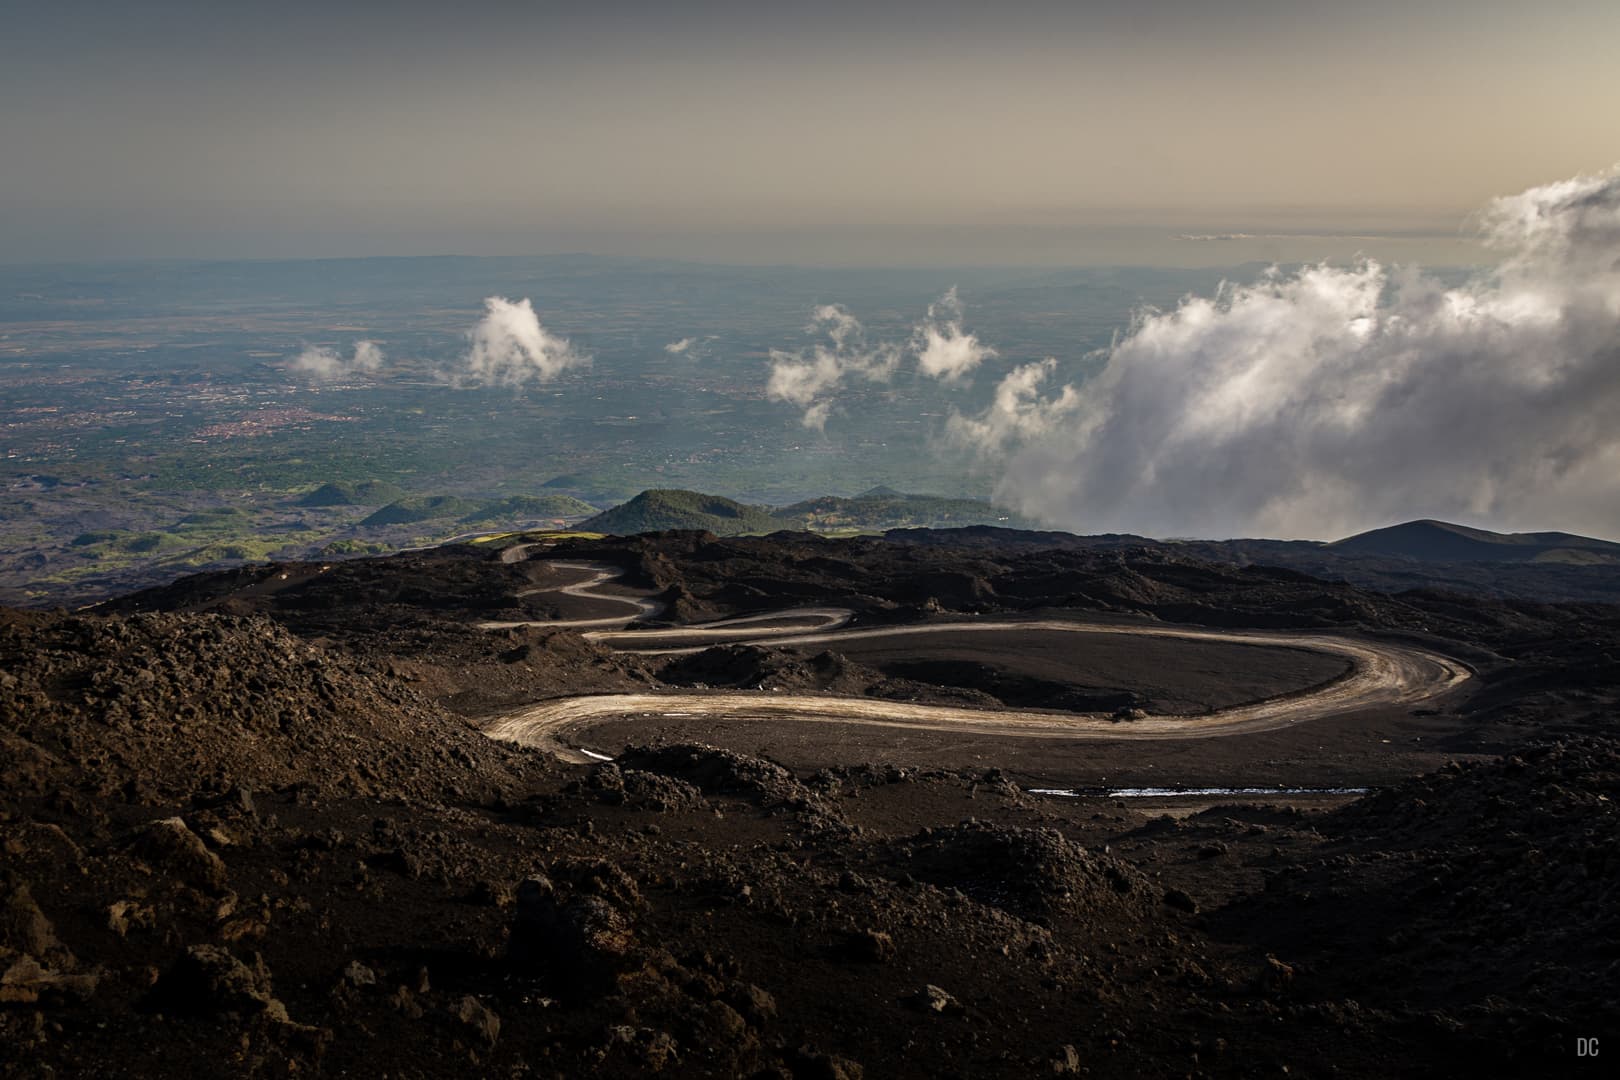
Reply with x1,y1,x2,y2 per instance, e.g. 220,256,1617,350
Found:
3,532,1616,1075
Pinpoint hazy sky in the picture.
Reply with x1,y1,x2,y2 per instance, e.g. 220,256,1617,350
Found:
3,0,1617,263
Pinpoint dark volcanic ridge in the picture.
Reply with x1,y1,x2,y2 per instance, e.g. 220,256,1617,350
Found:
1330,518,1620,564
882,520,1620,604
12,482,1620,611
3,528,1618,1076
576,487,1030,539
556,487,1620,604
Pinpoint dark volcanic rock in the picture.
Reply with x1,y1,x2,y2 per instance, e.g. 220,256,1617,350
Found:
789,1045,866,1079
1329,738,1619,1011
0,609,545,803
1214,736,1620,1056
510,876,638,997
617,744,818,807
897,821,1156,925
151,945,290,1022
448,994,501,1048
1,882,66,964
128,817,229,892
659,644,871,692
845,928,896,963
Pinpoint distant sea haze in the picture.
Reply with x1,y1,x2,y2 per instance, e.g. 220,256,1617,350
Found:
0,221,1486,271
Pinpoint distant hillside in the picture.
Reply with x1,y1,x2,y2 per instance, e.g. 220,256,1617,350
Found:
457,494,598,525
775,488,1022,531
296,480,405,507
175,506,250,528
360,495,483,528
340,491,599,531
580,490,782,536
540,474,590,489
538,473,641,504
1331,520,1620,564
581,487,1024,537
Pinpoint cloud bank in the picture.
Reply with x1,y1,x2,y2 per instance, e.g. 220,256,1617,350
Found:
766,291,990,428
461,297,587,386
291,339,384,379
953,168,1620,539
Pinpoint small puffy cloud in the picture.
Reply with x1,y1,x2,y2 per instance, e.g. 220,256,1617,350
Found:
663,334,719,359
766,347,843,407
912,287,995,382
766,291,992,426
291,339,384,379
291,345,343,377
352,340,384,371
766,305,901,426
800,401,833,431
461,297,587,386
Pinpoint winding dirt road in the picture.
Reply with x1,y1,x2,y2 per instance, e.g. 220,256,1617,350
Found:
479,562,1473,763
481,561,666,630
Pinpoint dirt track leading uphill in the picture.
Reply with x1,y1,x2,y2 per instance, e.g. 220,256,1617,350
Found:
481,561,667,629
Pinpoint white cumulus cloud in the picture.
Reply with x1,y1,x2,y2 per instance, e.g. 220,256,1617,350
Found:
461,297,587,386
961,167,1620,540
290,339,385,379
766,305,902,428
912,286,996,381
766,291,992,427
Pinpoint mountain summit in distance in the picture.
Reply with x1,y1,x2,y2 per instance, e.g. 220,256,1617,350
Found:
578,489,784,536
1330,519,1620,564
